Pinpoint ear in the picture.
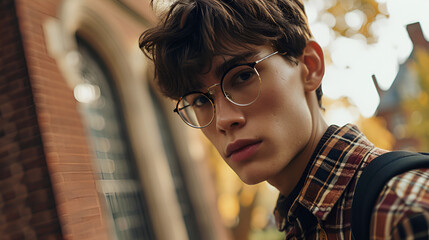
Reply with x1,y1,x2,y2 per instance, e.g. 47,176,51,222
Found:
301,41,325,92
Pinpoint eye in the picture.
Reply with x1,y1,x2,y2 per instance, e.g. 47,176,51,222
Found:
228,67,257,87
192,95,211,108
237,71,253,81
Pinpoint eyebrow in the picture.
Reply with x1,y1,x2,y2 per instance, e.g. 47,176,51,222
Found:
214,51,259,79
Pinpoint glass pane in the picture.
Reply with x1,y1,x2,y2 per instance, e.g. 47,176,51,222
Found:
76,37,156,240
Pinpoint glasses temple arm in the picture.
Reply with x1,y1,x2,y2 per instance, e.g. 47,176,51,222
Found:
174,104,191,113
255,51,279,64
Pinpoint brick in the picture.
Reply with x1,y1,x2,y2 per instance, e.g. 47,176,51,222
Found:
0,9,15,22
0,122,18,136
20,146,44,159
7,91,35,108
32,92,76,108
23,229,37,240
0,168,12,180
38,232,62,240
0,177,22,198
10,232,25,240
26,187,52,201
33,219,62,237
0,0,64,238
56,188,99,205
5,208,21,222
0,220,25,238
0,142,20,158
19,135,43,149
24,190,56,214
42,114,81,127
27,199,54,214
30,209,59,226
71,216,102,235
58,207,101,227
9,163,23,175
51,163,94,173
53,180,97,195
48,153,92,165
2,61,27,75
13,184,28,198
26,48,52,62
62,172,96,182
2,189,16,202
17,125,39,139
22,157,45,171
1,42,23,56
1,97,34,113
0,47,24,62
7,108,38,124
22,167,47,183
0,150,20,168
26,0,57,15
0,89,31,107
0,80,27,95
1,0,120,239
16,116,39,129
25,177,52,193
2,63,28,76
0,149,6,158
15,19,42,35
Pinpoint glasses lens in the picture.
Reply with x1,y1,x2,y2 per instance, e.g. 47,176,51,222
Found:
177,93,214,128
222,65,261,106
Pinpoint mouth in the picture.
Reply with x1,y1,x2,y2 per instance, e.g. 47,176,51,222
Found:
226,139,262,162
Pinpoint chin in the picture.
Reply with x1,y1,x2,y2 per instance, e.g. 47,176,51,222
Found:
238,173,268,185
233,160,276,185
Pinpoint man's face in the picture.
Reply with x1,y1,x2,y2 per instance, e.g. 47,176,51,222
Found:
198,45,315,185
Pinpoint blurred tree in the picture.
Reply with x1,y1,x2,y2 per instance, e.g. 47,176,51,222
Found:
323,0,388,42
323,96,395,150
357,116,395,150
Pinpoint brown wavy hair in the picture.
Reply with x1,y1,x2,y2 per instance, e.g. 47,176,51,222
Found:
139,0,322,106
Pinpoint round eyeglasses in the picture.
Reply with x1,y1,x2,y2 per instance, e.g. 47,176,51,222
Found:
174,51,279,128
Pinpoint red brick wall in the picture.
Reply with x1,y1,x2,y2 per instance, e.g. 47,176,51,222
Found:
0,0,62,239
0,0,110,239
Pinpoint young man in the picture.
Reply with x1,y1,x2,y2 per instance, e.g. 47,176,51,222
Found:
139,0,429,239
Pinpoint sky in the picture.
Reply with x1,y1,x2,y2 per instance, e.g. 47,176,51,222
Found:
305,0,429,120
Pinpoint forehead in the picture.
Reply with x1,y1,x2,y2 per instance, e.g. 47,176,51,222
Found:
199,45,273,82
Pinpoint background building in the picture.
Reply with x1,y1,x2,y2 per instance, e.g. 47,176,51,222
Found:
1,0,228,239
376,22,429,151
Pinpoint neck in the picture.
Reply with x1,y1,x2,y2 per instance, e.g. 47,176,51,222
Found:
268,98,328,196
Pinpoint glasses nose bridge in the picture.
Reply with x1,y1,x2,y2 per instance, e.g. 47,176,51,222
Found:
206,82,220,93
206,82,222,99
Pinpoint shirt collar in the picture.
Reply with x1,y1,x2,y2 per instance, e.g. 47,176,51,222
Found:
275,123,378,229
298,124,376,219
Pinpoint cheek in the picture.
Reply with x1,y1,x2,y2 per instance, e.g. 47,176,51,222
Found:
256,72,313,149
258,71,308,122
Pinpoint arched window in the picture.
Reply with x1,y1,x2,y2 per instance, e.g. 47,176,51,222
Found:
74,36,155,240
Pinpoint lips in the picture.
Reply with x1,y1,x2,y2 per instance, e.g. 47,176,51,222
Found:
226,139,262,162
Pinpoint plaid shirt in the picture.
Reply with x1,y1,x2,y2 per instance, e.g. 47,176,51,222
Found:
274,124,429,239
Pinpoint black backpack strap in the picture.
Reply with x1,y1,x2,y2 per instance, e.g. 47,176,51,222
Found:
351,151,429,240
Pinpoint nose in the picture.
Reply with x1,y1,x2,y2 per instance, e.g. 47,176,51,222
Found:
214,94,246,133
